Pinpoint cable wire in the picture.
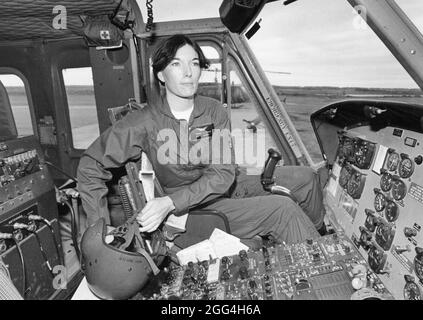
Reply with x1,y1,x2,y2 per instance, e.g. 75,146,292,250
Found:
30,231,54,277
62,201,81,261
12,237,26,298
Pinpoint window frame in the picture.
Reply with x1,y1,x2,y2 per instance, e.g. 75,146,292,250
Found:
0,67,37,138
60,66,99,151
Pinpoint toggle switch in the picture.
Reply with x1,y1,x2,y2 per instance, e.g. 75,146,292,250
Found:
394,245,411,254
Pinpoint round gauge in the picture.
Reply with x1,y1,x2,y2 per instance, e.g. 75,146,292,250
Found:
398,157,414,179
386,152,400,172
374,193,386,212
347,172,363,199
365,212,378,232
339,137,354,160
385,201,399,222
339,165,353,188
355,144,367,168
368,246,387,274
380,172,393,192
391,179,407,201
404,281,422,300
375,223,395,251
415,254,423,282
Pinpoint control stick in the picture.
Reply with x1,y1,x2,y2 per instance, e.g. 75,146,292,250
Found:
260,148,297,203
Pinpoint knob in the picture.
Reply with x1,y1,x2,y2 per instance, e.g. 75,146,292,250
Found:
404,227,417,238
239,250,248,260
404,274,415,283
351,277,365,290
312,252,320,260
306,239,313,245
415,155,423,165
249,280,257,289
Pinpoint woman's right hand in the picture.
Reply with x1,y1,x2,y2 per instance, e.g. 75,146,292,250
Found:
137,196,176,233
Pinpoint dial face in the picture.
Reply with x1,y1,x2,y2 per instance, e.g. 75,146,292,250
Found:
355,143,367,167
375,223,395,251
339,137,355,162
339,165,352,188
347,172,363,198
380,172,393,192
368,246,387,274
399,157,414,179
415,255,423,282
386,152,400,172
365,214,377,232
354,140,374,169
385,201,399,222
404,281,422,300
391,179,407,201
374,193,386,212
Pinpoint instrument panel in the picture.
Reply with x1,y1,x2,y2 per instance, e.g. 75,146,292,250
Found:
140,232,394,300
325,125,423,300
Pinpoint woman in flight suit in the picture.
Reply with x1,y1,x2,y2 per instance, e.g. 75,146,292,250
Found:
77,34,323,245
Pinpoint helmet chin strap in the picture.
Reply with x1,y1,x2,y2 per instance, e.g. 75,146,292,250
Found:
134,226,160,275
107,218,161,276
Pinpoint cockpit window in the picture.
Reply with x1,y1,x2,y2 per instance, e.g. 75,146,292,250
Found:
62,67,99,150
0,73,33,139
247,0,423,162
395,0,423,35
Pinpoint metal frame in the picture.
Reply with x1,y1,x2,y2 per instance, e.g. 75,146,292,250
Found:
347,0,423,90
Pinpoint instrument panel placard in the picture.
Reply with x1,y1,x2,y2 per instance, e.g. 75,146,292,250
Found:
408,183,423,205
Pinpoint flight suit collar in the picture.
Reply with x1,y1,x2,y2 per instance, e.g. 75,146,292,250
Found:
156,94,207,123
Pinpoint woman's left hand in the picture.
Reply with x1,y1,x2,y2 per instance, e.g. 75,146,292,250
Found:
137,196,175,233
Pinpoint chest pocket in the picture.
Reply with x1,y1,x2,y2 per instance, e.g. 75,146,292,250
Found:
189,123,214,142
184,121,215,168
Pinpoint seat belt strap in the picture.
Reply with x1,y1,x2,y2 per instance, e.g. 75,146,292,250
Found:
138,152,188,237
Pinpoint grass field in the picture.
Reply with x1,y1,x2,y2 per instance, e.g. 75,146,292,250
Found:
5,85,423,163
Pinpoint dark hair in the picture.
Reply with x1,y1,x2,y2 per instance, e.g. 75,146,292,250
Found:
152,34,210,85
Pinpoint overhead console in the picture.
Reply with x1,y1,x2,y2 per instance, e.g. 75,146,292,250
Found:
311,100,423,300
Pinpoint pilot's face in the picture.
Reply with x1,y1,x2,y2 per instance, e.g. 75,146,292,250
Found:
157,44,202,99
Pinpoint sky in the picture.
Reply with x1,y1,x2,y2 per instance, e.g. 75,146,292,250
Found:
1,0,423,88
137,0,423,89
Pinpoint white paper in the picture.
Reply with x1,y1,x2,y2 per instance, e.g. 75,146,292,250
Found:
176,239,217,265
176,228,249,265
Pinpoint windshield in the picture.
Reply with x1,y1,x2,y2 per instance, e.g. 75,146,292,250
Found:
247,0,423,162
395,0,423,35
